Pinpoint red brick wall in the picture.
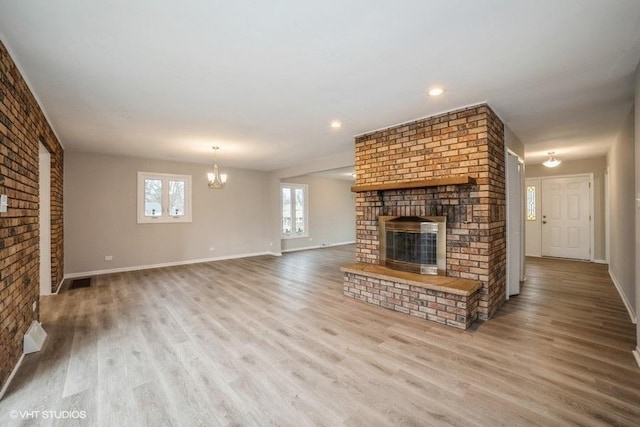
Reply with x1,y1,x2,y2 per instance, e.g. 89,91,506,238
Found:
354,104,505,319
0,40,64,390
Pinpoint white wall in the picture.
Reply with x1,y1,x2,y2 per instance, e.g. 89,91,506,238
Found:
64,151,273,275
268,152,354,255
634,60,640,364
525,157,607,261
280,175,355,252
505,124,525,158
607,108,636,323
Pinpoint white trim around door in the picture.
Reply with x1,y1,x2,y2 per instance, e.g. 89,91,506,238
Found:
39,143,52,296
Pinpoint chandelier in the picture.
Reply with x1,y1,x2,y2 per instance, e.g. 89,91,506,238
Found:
207,146,227,189
542,151,561,168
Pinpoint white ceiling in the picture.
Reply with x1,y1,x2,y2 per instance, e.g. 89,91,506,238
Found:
310,166,356,181
1,1,639,170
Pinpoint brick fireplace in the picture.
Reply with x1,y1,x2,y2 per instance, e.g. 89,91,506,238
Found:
342,104,506,328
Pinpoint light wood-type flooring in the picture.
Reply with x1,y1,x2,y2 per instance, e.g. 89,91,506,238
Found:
1,245,639,426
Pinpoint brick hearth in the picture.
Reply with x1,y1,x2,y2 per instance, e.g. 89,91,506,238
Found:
342,263,481,329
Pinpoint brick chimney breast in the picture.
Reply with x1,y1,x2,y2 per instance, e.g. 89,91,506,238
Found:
352,104,506,320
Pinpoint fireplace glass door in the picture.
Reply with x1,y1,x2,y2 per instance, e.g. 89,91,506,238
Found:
379,216,446,275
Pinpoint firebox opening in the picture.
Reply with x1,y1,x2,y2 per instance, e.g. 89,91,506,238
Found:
379,216,446,275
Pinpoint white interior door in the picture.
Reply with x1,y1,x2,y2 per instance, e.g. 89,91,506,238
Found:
39,143,52,295
541,176,590,260
506,151,523,298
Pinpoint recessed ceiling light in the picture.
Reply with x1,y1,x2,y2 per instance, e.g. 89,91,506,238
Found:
428,87,445,97
330,120,342,129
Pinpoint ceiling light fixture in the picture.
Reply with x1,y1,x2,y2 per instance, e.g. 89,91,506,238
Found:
428,87,445,96
542,152,561,168
207,146,227,189
330,120,342,129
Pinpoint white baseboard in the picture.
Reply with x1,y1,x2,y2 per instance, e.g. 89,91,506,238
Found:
0,352,24,401
52,277,64,295
608,268,637,324
282,244,322,253
281,240,355,254
64,251,272,279
526,254,607,265
268,251,283,257
633,347,640,369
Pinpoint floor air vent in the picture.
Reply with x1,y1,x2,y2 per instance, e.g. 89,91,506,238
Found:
69,277,91,290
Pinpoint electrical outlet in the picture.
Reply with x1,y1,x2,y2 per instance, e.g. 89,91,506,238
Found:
209,247,215,252
32,301,37,312
0,194,7,213
104,255,113,261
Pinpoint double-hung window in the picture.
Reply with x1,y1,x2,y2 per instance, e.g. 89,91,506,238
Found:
281,183,308,238
137,172,192,223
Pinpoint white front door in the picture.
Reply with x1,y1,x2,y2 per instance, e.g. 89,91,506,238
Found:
541,176,591,260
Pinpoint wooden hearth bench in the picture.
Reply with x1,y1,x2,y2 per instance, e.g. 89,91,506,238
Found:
341,263,481,329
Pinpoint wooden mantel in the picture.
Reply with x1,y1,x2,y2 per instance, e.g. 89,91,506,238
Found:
350,175,475,193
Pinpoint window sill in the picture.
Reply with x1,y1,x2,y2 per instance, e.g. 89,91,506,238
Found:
137,217,192,224
281,233,309,240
